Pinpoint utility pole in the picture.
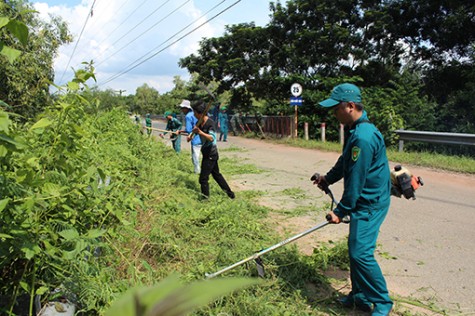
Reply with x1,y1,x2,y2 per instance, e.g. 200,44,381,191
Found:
116,89,126,96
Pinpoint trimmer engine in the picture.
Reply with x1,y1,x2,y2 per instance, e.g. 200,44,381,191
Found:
390,165,424,200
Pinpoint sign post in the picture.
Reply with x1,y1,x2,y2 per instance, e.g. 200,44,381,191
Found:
290,83,303,138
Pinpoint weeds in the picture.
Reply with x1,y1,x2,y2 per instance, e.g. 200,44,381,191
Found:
281,187,308,199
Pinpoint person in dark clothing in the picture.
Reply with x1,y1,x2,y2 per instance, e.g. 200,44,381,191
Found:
188,102,235,199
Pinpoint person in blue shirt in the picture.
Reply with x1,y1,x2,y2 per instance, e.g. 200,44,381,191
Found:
162,111,182,153
188,101,234,200
313,83,393,316
178,100,202,173
218,106,229,142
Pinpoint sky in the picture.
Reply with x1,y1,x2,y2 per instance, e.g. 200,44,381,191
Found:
31,0,273,95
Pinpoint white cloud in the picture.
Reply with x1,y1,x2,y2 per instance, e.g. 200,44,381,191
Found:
32,0,271,95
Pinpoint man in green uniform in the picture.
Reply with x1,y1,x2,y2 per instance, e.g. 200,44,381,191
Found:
313,83,393,316
162,111,182,153
218,106,229,142
145,113,152,136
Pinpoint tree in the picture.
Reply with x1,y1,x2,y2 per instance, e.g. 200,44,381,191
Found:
0,6,28,63
386,0,475,65
424,61,475,133
81,87,128,112
180,0,475,143
383,1,475,134
179,0,406,108
134,84,160,115
157,76,192,113
0,0,72,119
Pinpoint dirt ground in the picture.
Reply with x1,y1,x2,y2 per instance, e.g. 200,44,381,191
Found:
215,135,475,316
153,120,475,315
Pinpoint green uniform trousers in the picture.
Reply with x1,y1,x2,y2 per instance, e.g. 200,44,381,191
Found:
348,207,393,313
171,135,181,153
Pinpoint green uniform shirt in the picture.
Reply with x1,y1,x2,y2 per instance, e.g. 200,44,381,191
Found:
325,111,391,217
165,117,182,140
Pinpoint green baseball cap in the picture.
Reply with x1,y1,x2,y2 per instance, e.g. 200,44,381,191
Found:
319,83,362,107
164,111,172,118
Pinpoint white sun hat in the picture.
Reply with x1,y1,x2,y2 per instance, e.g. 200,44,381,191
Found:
179,100,192,110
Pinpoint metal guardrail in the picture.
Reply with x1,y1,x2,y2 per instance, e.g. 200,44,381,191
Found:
394,129,475,151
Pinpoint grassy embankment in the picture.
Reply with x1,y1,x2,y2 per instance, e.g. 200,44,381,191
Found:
270,137,475,174
105,134,352,316
102,129,451,315
22,113,449,315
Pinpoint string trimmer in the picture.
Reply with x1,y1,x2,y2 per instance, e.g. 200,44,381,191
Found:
205,180,344,279
143,126,187,135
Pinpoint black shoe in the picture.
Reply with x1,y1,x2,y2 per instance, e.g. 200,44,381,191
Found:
199,193,209,201
338,296,372,312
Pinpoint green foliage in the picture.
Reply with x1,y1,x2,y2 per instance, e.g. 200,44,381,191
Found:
133,84,161,115
0,0,72,119
105,274,260,316
178,0,475,152
385,0,475,63
220,157,262,175
311,240,350,271
0,15,28,63
363,86,405,146
387,149,475,174
0,66,146,314
80,87,128,112
424,61,475,134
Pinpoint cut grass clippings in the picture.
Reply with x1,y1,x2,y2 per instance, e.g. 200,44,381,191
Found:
100,134,360,315
89,127,457,315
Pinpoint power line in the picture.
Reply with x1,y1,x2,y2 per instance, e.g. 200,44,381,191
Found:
83,0,129,32
91,0,151,52
99,0,228,85
58,0,97,85
62,0,154,80
95,0,180,67
99,0,241,87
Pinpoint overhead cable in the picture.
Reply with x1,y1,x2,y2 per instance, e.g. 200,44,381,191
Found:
95,0,183,67
99,0,240,86
84,0,131,33
58,0,97,85
92,0,151,52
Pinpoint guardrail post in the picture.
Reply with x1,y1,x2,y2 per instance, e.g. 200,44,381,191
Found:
398,139,404,152
304,122,309,140
321,123,326,142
